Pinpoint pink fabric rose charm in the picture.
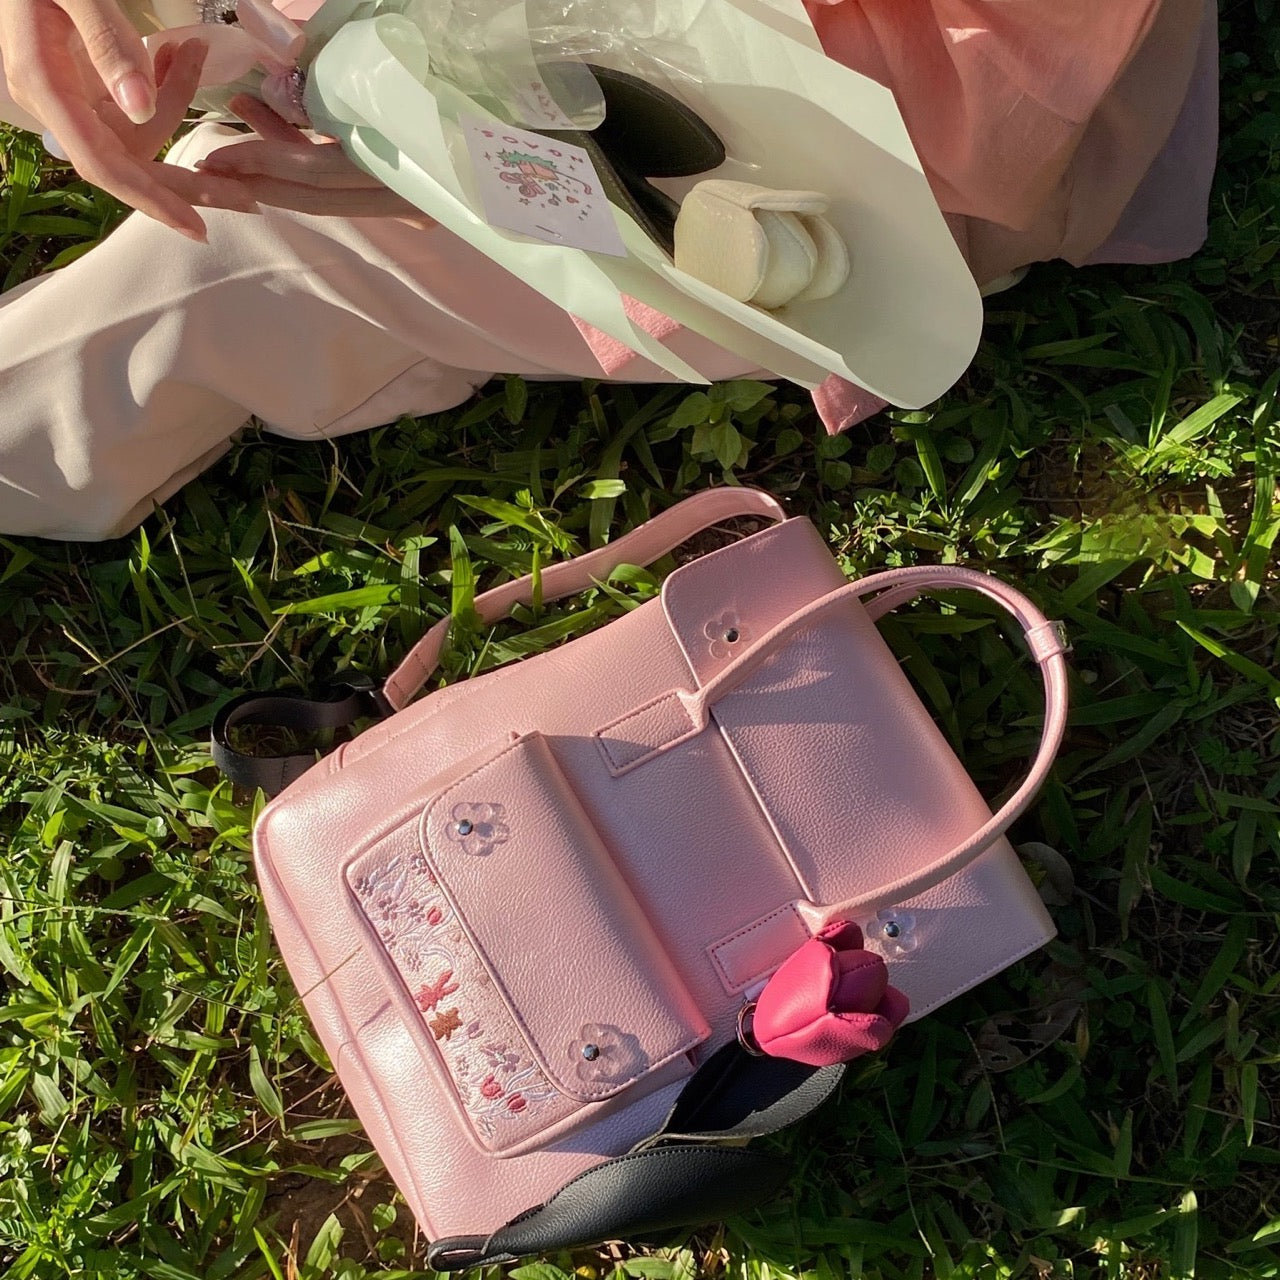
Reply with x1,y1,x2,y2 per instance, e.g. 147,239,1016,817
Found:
742,921,909,1067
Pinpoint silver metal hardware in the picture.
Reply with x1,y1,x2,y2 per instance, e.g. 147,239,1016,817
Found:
883,921,901,939
456,819,474,836
736,1002,765,1056
581,1043,600,1062
200,0,239,22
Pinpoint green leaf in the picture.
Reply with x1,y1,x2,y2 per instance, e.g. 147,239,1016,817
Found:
894,457,925,488
774,427,805,457
706,420,745,470
1147,982,1178,1090
248,1046,284,1122
865,442,895,474
302,1213,343,1273
620,1260,678,1279
510,1265,574,1280
1170,1190,1198,1280
579,478,628,500
668,392,711,431
1240,1063,1258,1147
29,1067,69,1123
1113,1110,1134,1179
449,523,476,625
504,375,529,424
276,584,400,615
721,380,774,413
1152,393,1245,455
822,460,853,489
1177,621,1280,703
254,1228,287,1280
914,433,948,503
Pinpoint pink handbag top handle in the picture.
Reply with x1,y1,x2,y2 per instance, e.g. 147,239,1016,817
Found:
382,488,1069,911
383,487,788,709
679,563,1070,923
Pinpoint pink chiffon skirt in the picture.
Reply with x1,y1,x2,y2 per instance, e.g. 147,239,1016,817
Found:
802,0,1218,429
805,0,1218,284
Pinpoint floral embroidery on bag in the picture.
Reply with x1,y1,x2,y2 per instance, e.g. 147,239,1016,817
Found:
415,970,459,1012
350,845,567,1146
447,803,509,856
430,1009,464,1041
704,612,750,660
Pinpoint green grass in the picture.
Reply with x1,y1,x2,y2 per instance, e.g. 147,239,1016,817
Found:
2,2,1279,1277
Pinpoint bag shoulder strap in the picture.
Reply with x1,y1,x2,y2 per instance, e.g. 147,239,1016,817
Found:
212,487,786,791
382,485,786,708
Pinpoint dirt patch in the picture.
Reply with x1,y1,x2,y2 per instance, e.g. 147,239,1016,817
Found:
260,1071,433,1273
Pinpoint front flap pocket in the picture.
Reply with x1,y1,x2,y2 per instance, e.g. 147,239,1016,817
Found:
345,731,709,1153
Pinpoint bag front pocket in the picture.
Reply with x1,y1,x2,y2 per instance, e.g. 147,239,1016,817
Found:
345,731,710,1155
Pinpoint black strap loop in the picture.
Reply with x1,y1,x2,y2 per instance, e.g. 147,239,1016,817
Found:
652,1040,845,1144
210,677,393,795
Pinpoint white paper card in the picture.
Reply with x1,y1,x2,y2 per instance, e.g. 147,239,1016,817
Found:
461,115,628,257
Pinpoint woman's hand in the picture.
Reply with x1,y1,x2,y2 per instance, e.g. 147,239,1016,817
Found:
195,93,437,226
0,0,255,239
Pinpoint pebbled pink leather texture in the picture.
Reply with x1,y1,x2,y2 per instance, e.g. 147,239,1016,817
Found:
254,489,1065,1242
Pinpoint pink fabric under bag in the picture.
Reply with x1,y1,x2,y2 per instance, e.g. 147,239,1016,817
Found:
233,488,1070,1266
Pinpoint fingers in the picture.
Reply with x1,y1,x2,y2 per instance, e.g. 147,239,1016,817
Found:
47,101,215,236
157,162,261,213
199,137,382,189
59,0,156,124
46,97,214,235
193,172,426,220
129,35,207,157
193,101,438,220
227,92,309,144
1,2,209,238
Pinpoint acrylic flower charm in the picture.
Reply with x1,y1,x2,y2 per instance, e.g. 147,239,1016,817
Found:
569,1023,646,1085
704,612,750,660
865,909,918,957
447,803,509,857
744,920,909,1067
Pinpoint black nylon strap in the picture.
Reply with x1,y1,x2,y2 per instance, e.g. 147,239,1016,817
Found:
210,679,393,795
426,1044,842,1269
427,1145,789,1270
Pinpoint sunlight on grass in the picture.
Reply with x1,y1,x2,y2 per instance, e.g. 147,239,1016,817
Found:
1,3,1278,1278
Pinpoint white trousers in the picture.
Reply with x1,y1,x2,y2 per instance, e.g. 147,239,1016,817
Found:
0,124,754,540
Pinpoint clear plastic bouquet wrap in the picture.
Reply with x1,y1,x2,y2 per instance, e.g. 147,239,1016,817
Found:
142,0,983,403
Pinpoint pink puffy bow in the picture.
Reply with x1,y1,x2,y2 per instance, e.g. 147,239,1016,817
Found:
742,920,909,1067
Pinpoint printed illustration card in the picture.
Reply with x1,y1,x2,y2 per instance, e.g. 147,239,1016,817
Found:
461,115,628,257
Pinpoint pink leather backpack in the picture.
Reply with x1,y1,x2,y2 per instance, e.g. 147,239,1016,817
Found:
214,487,1070,1267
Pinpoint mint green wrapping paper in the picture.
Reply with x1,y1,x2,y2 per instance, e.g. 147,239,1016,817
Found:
300,0,983,401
